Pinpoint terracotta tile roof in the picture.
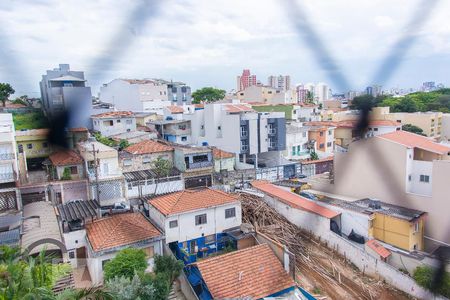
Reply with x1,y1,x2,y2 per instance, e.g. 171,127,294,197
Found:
86,212,161,252
212,147,235,159
124,139,173,155
366,239,391,259
49,150,83,166
378,130,450,155
69,127,89,132
148,188,239,216
195,244,295,299
251,180,340,219
301,156,334,165
194,103,204,109
91,111,134,118
369,120,401,127
224,104,254,113
166,105,184,114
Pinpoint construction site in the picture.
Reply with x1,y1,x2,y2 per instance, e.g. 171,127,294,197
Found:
239,192,413,300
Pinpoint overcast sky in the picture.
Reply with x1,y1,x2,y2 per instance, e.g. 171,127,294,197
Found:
1,0,449,97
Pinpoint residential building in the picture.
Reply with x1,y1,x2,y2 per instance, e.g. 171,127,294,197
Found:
119,139,174,173
296,84,309,103
313,196,426,251
322,130,450,251
267,75,291,91
251,103,302,121
308,124,335,156
371,107,443,138
15,129,52,170
148,105,193,145
366,85,382,97
237,85,296,104
47,149,85,181
39,64,93,128
284,122,311,160
188,102,286,168
156,79,192,105
211,147,235,172
0,114,19,183
134,112,158,126
91,111,136,137
314,82,330,103
173,144,214,188
441,113,450,142
77,140,125,205
99,79,170,114
146,188,241,262
236,69,257,91
85,212,164,285
185,244,296,300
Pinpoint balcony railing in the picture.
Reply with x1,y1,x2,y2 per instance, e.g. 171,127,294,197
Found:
187,161,213,169
0,153,15,160
0,172,15,182
268,128,276,135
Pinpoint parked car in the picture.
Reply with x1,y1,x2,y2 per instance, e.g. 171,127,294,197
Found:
299,191,317,200
100,202,130,216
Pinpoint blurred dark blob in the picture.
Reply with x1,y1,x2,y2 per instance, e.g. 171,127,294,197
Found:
47,110,70,149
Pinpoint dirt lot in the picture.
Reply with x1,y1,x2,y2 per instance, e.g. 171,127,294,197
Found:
240,193,414,300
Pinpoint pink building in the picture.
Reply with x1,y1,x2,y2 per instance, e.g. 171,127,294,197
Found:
237,69,257,91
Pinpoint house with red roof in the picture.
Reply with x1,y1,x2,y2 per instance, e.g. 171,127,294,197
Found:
48,149,85,180
91,111,136,137
146,188,241,263
331,130,450,251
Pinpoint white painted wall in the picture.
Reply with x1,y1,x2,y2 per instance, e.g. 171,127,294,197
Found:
92,117,136,137
126,179,184,198
365,125,400,138
410,160,433,195
147,202,242,244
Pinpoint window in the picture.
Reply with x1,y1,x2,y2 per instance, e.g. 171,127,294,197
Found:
127,183,132,190
103,120,113,126
143,156,151,164
18,144,23,153
69,251,75,259
319,143,324,149
217,126,221,130
169,220,178,228
414,222,419,233
374,128,378,131
419,175,430,183
117,119,121,123
195,214,207,225
328,130,332,135
205,234,216,244
123,159,132,166
297,145,301,153
240,126,247,137
302,132,307,138
42,142,48,148
126,119,132,124
27,143,33,149
70,166,78,175
181,136,187,142
225,207,236,219
292,146,296,155
408,174,412,181
319,132,324,136
327,142,332,147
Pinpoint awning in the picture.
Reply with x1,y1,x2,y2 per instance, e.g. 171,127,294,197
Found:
57,199,100,223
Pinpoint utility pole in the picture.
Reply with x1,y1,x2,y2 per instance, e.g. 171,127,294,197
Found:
91,143,101,218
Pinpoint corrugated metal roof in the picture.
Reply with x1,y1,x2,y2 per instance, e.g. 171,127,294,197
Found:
0,228,20,246
57,200,100,222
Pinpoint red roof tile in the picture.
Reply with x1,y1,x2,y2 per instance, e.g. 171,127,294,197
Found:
49,150,83,166
86,212,161,252
378,130,450,155
92,111,134,118
195,244,295,299
301,156,334,165
148,188,239,216
69,127,89,132
212,147,235,159
366,239,391,259
166,105,184,114
251,181,340,219
224,104,254,113
124,139,173,155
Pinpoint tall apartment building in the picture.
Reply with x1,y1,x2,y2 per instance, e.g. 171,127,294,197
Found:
366,85,382,97
39,64,93,128
99,79,170,114
186,102,286,167
315,82,330,103
268,75,291,91
326,130,450,251
236,69,257,91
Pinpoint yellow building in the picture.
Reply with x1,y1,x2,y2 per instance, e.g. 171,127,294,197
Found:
15,129,52,159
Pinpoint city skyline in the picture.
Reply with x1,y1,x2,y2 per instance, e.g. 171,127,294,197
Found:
1,0,450,96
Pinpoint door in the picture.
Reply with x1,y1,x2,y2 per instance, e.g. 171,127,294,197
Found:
76,247,87,266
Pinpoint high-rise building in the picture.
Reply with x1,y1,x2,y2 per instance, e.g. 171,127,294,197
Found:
267,75,291,91
365,85,382,97
237,69,257,91
422,81,436,92
40,64,93,128
314,82,329,103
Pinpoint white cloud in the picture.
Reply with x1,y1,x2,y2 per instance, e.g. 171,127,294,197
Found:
0,0,449,95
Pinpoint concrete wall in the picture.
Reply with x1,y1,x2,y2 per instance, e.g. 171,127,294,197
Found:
126,178,184,198
93,117,136,137
120,151,173,173
214,157,235,172
147,202,242,244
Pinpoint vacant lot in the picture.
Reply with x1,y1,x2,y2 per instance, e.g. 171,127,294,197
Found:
13,111,49,130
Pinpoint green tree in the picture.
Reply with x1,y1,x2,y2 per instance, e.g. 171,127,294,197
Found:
192,87,226,104
105,274,155,300
413,266,450,298
152,156,173,178
0,83,15,107
349,95,381,111
402,124,425,136
153,255,183,283
103,248,148,281
61,167,72,180
310,151,319,161
118,139,130,151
